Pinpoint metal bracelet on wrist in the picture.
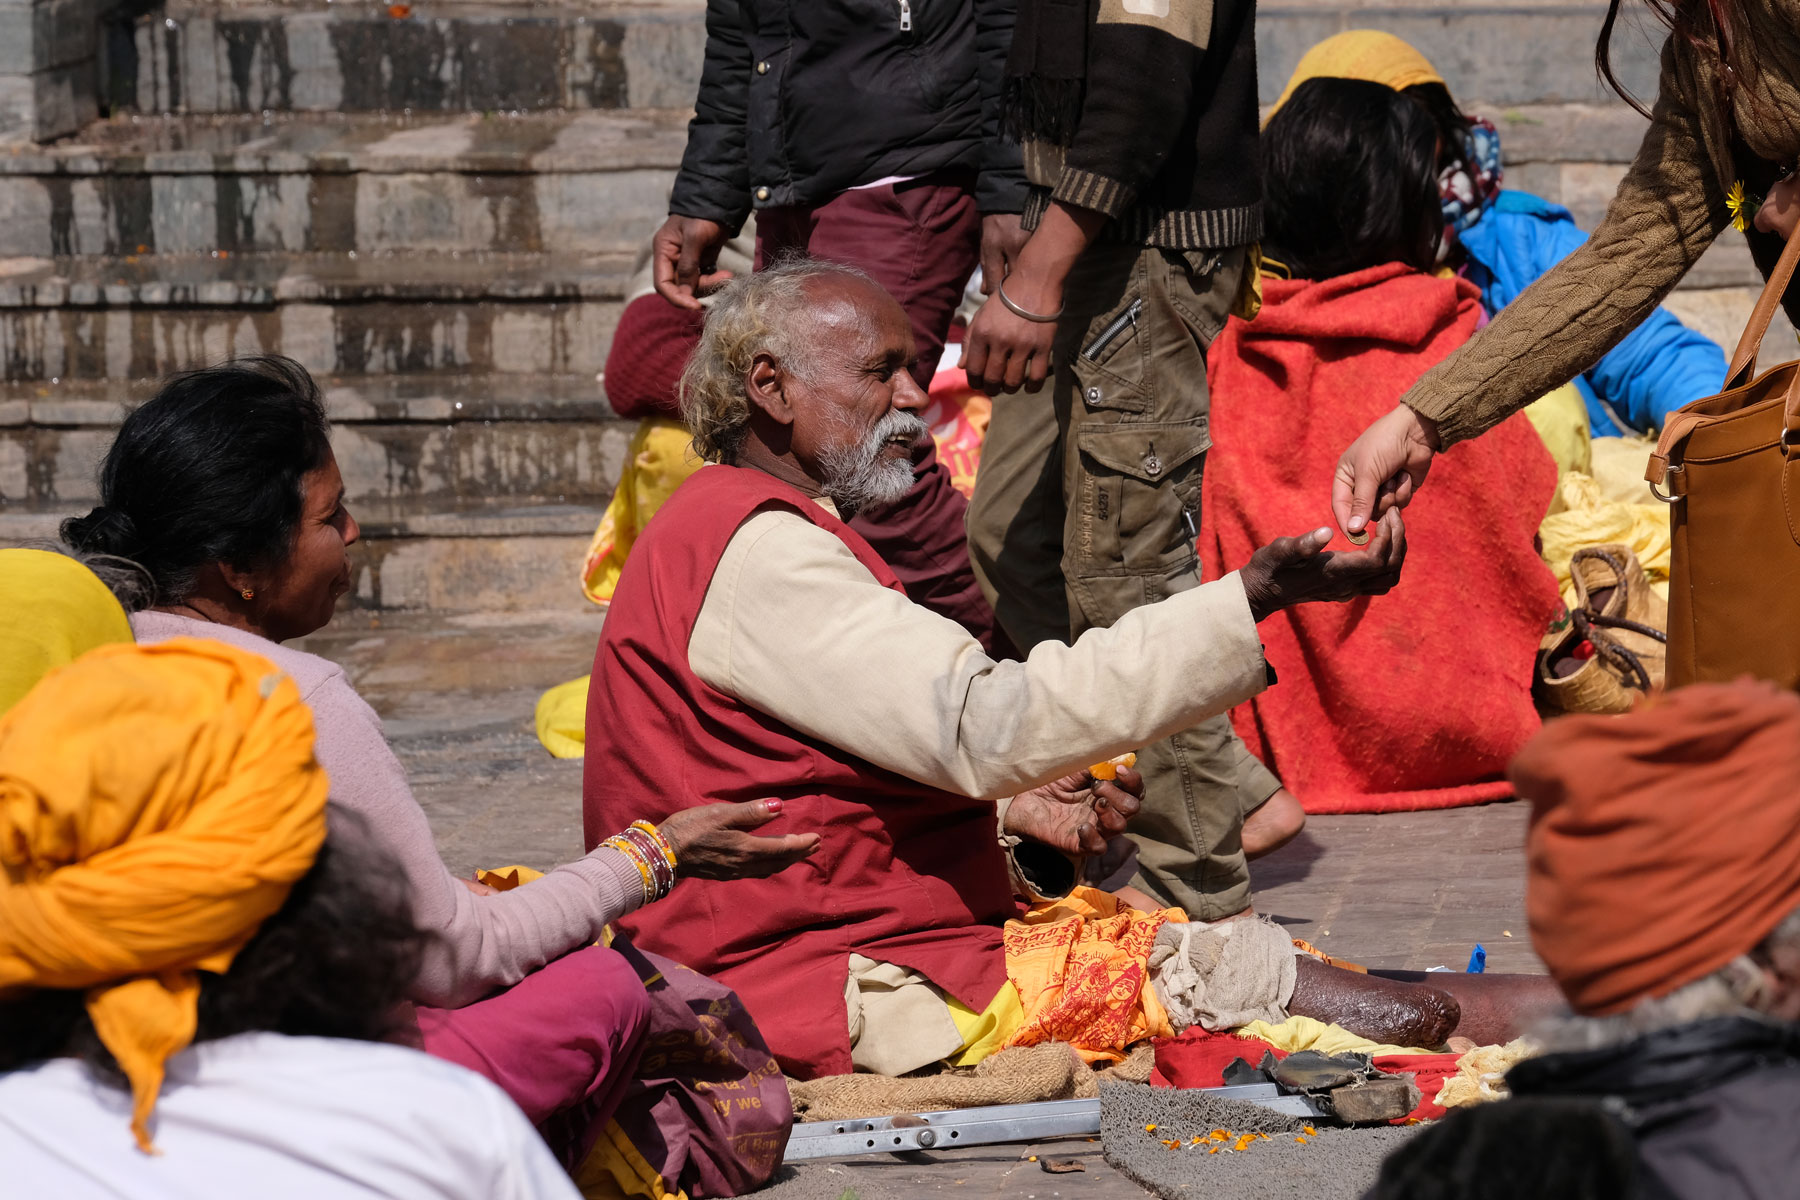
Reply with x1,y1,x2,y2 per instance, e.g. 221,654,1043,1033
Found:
996,279,1064,324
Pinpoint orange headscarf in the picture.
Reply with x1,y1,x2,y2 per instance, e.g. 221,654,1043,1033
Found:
1510,680,1800,1015
0,638,328,1151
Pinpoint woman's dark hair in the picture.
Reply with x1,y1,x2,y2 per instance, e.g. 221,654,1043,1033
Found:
60,356,332,606
1404,81,1474,184
1262,77,1444,281
0,810,429,1076
1598,0,1753,117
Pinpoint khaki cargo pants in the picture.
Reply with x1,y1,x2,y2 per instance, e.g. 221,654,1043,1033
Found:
966,241,1282,920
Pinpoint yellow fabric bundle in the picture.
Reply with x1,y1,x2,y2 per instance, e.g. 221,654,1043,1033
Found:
0,548,134,717
0,638,329,1151
1268,30,1446,119
1538,470,1672,605
582,418,704,607
535,674,591,759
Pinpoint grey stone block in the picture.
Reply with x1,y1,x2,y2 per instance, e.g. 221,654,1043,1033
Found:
0,60,100,141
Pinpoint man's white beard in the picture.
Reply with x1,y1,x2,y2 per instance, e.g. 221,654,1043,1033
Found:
818,409,927,514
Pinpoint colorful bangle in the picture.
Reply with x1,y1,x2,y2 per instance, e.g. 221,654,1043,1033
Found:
602,824,677,906
603,835,656,906
630,820,679,872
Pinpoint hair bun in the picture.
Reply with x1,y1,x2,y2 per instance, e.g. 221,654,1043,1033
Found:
61,505,140,557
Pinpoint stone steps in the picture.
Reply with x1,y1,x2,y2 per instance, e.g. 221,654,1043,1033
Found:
1,370,633,507
125,0,706,116
0,497,603,611
0,108,684,257
0,249,635,382
118,1,1665,117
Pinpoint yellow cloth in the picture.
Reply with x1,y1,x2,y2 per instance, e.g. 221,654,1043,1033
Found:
582,418,703,606
1522,383,1593,483
1538,469,1673,606
1003,886,1182,1064
1237,1015,1434,1058
1269,30,1446,119
0,548,134,716
948,981,1026,1067
535,674,591,759
0,638,328,1151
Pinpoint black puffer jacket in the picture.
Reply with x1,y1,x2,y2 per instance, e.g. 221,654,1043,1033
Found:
668,0,1026,231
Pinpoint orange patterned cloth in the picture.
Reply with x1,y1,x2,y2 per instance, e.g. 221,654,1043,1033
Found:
1002,887,1183,1064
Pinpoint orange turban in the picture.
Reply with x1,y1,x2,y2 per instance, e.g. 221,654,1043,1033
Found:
0,638,328,1151
1510,680,1800,1016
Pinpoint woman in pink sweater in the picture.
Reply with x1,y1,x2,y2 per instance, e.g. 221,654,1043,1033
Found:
60,356,820,1160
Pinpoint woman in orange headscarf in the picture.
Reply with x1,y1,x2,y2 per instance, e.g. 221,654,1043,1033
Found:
0,639,580,1198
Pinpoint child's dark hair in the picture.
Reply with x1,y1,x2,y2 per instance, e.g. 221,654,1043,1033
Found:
1262,77,1444,281
60,356,331,606
1403,81,1474,184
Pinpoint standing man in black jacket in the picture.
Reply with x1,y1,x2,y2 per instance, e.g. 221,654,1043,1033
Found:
960,0,1305,922
652,0,1025,651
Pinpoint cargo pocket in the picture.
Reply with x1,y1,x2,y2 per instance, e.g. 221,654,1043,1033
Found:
1069,420,1212,617
1069,294,1152,414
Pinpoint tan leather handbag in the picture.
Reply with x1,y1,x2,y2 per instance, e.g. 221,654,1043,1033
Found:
1647,222,1800,688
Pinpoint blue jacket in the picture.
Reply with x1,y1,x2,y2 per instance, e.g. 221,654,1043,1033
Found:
1458,190,1726,437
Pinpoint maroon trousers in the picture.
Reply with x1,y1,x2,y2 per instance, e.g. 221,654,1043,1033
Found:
416,945,651,1166
756,171,1008,654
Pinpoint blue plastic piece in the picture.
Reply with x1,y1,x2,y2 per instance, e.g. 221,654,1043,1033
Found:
1466,944,1487,974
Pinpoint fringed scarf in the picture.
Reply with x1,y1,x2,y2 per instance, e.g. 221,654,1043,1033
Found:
1001,0,1092,145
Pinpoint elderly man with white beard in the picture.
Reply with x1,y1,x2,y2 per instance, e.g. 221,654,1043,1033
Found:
580,259,1441,1080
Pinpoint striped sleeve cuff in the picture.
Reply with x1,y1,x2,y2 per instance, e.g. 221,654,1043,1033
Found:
1051,167,1137,219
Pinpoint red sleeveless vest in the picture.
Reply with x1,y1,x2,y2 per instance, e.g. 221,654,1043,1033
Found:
582,465,1012,1078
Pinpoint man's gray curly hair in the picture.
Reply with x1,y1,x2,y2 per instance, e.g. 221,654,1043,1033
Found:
678,257,876,463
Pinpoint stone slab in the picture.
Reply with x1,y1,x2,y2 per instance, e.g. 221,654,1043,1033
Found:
2,413,632,504
0,111,683,257
132,2,705,115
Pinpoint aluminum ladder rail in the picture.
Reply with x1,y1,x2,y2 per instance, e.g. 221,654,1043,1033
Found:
782,1084,1325,1161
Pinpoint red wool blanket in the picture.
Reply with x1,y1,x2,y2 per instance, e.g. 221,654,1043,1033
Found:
1201,264,1560,814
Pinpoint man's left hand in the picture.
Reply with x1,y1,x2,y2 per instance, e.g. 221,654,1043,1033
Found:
1004,765,1143,856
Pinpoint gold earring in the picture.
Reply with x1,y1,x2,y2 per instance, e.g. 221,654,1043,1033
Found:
240,588,255,600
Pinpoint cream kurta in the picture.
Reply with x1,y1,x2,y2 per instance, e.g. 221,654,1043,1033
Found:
687,504,1270,801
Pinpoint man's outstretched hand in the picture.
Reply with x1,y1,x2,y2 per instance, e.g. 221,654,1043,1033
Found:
1005,765,1143,857
1239,510,1408,623
651,214,732,310
1331,403,1441,538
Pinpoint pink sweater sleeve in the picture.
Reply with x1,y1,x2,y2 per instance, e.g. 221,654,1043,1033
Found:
303,674,645,1008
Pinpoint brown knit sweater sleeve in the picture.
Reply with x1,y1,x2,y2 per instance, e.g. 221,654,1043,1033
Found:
1402,41,1731,446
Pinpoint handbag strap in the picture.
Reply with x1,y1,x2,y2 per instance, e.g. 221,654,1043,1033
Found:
1649,217,1800,486
1727,215,1800,388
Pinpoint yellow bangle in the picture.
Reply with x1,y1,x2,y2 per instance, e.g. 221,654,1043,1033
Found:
603,835,656,906
630,819,678,870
